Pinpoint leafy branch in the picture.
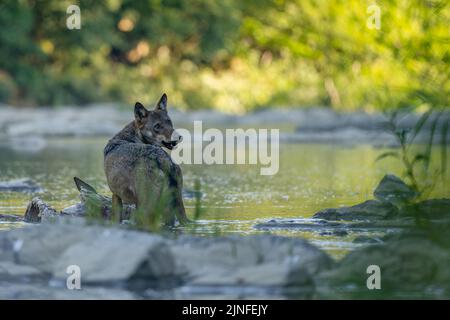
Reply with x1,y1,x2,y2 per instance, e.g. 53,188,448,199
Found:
377,108,449,200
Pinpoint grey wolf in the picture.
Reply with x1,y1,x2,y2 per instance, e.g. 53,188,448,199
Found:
104,94,188,225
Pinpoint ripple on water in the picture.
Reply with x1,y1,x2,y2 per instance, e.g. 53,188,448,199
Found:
1,139,448,258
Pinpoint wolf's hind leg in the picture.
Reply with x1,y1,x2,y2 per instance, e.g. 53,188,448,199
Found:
112,194,123,222
171,166,191,225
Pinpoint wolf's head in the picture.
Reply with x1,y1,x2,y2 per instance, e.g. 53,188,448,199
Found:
134,94,182,150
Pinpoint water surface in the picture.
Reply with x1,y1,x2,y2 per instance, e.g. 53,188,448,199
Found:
0,138,448,258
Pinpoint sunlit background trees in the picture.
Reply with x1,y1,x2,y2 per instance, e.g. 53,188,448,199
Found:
0,0,448,112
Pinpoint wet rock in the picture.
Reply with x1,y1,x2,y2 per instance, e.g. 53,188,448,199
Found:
72,177,202,220
374,174,418,204
313,200,398,221
0,224,100,272
0,261,42,278
60,202,86,216
18,178,133,221
171,235,333,289
352,235,383,244
0,282,137,299
0,178,42,193
308,174,448,224
141,288,175,299
316,230,450,298
172,285,290,299
52,229,176,284
0,213,24,222
409,198,450,220
0,223,178,287
253,218,410,235
319,230,349,237
0,222,333,298
24,197,59,223
254,219,344,231
11,178,202,227
190,262,313,289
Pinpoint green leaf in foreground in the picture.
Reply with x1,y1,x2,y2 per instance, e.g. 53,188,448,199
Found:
375,151,399,162
440,116,449,175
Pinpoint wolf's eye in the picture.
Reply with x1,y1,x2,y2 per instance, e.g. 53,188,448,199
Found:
153,123,161,131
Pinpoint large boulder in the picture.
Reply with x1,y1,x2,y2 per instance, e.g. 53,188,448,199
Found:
0,224,99,273
374,174,418,204
0,178,43,193
0,223,177,286
0,222,334,299
52,229,176,284
188,261,311,286
171,235,333,292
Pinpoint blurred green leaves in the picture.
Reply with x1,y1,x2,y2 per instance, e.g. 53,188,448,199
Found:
0,0,448,111
377,107,449,199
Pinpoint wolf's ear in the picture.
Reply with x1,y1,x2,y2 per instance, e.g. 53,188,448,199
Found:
155,93,167,111
134,102,148,122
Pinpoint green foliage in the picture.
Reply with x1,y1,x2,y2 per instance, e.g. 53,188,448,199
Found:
0,0,448,111
193,178,204,221
377,108,449,200
130,160,173,232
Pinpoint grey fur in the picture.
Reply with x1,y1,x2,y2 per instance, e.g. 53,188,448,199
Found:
104,95,188,225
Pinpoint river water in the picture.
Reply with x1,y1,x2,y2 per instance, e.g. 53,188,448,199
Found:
0,138,448,258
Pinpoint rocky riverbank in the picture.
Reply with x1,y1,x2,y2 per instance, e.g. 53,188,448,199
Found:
1,173,449,299
0,221,333,299
320,232,450,299
1,104,448,152
255,175,450,236
1,208,449,299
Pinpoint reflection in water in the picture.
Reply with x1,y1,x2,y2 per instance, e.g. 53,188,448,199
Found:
0,138,448,258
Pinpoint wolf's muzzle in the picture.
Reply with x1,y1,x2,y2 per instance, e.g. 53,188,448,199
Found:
171,131,183,143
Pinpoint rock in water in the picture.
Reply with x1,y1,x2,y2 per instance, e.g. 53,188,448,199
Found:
313,200,398,221
0,214,24,222
374,174,418,204
59,202,86,216
0,178,42,193
352,235,383,244
24,197,58,223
